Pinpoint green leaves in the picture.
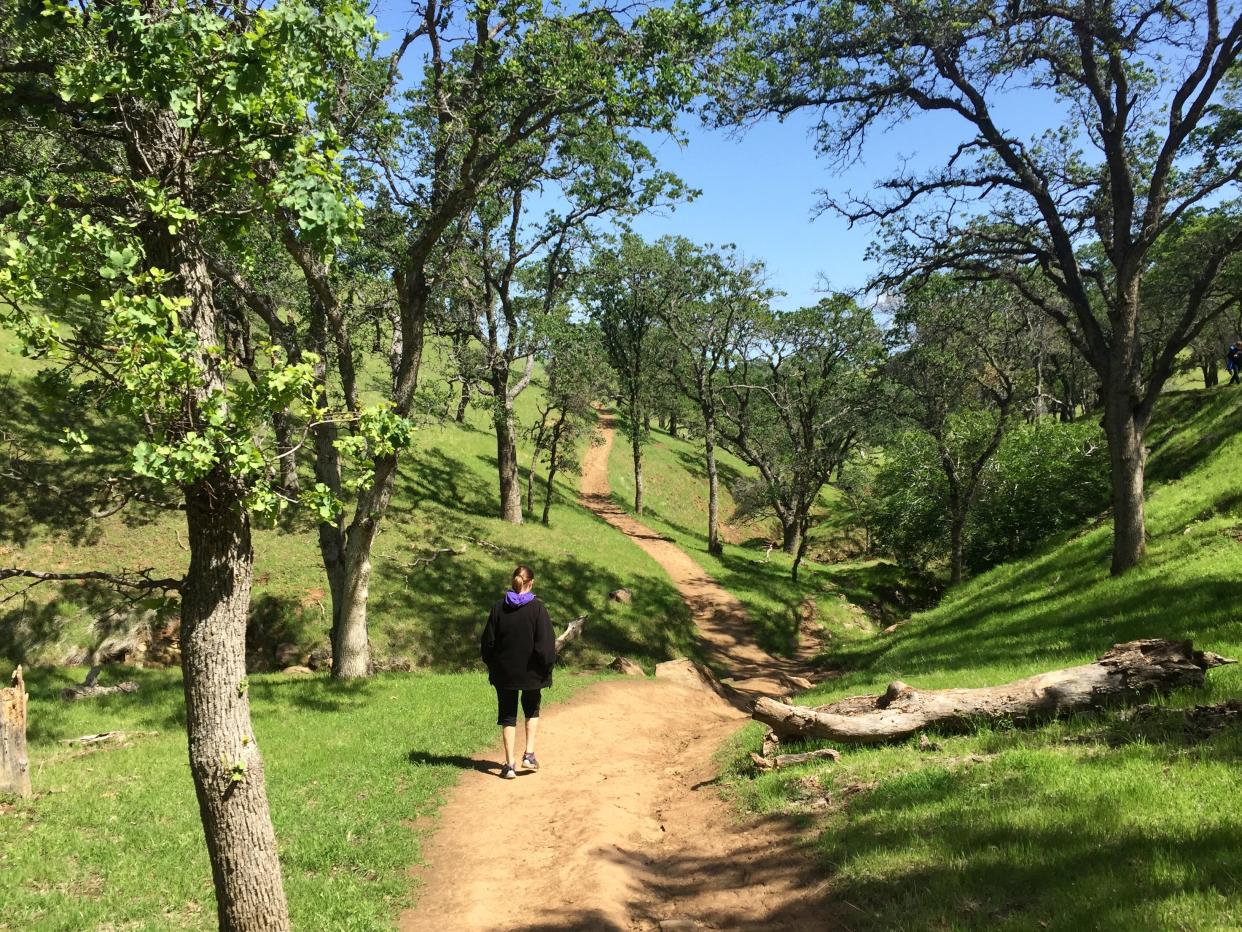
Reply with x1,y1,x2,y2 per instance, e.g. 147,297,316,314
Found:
333,405,415,493
1,0,380,526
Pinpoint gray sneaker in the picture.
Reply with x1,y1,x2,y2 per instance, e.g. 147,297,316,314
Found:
522,752,539,772
500,763,517,780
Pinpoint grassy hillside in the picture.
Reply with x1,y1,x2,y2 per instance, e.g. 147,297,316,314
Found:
0,333,699,928
1,332,695,671
607,423,935,658
723,387,1242,931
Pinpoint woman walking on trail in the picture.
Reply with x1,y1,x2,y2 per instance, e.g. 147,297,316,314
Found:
480,564,556,780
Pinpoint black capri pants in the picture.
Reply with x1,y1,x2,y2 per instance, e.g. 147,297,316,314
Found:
495,687,542,727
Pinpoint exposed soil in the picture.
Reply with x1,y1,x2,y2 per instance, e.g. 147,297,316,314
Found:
399,415,832,931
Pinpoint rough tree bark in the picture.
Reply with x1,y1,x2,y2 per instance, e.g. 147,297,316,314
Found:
172,228,289,926
629,399,645,516
1102,386,1149,576
703,418,722,556
780,516,801,555
120,93,292,924
540,417,565,527
182,476,289,930
753,640,1234,744
0,666,31,798
494,389,524,525
330,454,401,679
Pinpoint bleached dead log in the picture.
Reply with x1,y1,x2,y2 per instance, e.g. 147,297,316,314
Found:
62,730,158,747
60,681,139,701
753,640,1235,745
555,615,587,652
1,666,31,797
750,747,842,771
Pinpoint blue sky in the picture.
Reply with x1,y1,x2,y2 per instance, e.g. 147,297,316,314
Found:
629,112,951,310
371,6,1070,312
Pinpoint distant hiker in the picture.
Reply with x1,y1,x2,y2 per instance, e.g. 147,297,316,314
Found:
480,564,556,780
1228,342,1242,385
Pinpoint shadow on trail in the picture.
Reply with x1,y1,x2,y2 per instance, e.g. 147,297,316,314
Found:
516,812,841,932
405,749,528,777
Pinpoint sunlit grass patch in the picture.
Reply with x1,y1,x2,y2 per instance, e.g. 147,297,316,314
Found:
0,666,595,929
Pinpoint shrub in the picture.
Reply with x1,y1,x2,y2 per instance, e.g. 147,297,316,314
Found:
868,420,1107,576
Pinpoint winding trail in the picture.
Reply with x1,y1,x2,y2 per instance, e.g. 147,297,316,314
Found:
399,416,828,931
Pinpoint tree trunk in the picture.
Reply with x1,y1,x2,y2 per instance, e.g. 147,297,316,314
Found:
136,106,290,919
182,478,289,930
495,393,523,524
704,419,722,556
332,538,373,679
542,465,558,526
319,263,427,682
0,666,31,798
388,308,403,391
312,420,347,650
1102,388,1148,575
753,639,1234,744
525,454,538,515
455,379,471,423
668,410,679,439
790,528,809,582
331,455,399,679
631,426,644,516
542,423,563,526
780,518,800,555
949,507,965,585
272,411,299,497
1202,357,1219,388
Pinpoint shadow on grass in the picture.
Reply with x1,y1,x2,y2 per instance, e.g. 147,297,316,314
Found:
0,372,168,549
830,504,1242,677
1147,389,1242,485
670,444,749,492
18,665,187,744
377,542,695,669
404,447,496,519
804,760,1242,930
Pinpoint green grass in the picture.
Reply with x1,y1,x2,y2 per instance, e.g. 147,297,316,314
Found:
714,386,1242,931
1,336,696,671
607,423,935,659
0,665,596,930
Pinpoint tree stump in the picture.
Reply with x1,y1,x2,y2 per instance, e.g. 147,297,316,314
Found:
1,666,32,798
555,615,588,652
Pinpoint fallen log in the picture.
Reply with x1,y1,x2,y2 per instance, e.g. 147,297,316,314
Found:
62,730,159,747
750,747,842,771
555,615,587,652
1,666,32,798
753,639,1235,745
60,681,139,702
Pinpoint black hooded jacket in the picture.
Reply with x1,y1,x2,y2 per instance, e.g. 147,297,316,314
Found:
480,596,556,690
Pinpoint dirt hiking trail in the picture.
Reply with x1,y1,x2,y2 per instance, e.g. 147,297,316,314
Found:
400,415,831,931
